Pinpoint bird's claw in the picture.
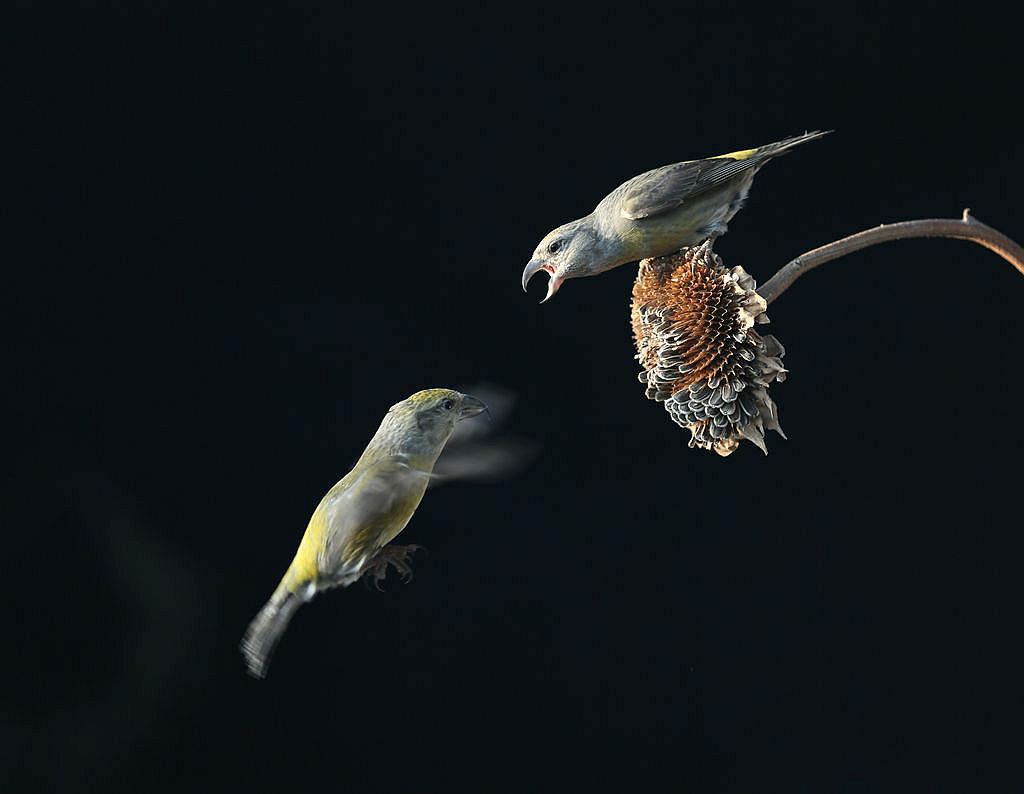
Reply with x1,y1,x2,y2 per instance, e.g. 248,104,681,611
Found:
364,544,423,590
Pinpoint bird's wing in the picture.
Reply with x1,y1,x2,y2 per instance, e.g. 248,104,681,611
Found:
618,155,762,221
619,132,831,220
318,459,431,578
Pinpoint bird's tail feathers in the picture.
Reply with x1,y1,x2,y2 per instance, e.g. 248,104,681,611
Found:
759,130,833,159
240,585,305,679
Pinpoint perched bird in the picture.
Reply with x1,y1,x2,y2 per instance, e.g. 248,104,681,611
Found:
522,131,831,302
241,388,487,678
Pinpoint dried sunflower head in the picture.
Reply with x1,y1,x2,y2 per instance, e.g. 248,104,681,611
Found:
631,240,787,456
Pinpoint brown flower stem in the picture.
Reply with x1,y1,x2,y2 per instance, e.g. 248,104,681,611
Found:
757,209,1024,305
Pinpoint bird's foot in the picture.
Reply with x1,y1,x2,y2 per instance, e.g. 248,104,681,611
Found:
364,544,423,590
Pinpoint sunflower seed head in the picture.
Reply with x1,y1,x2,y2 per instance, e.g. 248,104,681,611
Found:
630,240,788,456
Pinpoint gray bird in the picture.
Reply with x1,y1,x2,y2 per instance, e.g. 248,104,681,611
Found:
522,131,831,302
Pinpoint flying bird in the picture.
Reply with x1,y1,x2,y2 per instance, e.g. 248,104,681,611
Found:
523,131,831,302
241,388,487,678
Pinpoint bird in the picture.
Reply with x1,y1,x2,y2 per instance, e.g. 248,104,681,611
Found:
522,131,831,302
241,388,487,678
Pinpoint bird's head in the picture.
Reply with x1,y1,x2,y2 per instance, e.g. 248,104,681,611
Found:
384,389,489,456
522,216,605,302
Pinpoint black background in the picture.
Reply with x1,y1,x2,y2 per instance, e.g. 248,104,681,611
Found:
7,4,1023,792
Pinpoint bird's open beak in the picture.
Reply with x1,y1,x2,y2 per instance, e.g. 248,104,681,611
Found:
521,258,564,303
458,394,489,420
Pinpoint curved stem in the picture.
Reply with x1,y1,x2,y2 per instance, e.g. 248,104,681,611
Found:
757,209,1024,305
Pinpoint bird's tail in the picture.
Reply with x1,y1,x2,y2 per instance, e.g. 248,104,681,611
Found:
759,130,833,158
240,584,304,679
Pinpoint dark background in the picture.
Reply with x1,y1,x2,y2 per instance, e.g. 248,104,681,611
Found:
6,4,1023,791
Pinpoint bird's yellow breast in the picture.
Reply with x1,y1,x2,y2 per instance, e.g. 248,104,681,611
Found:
280,460,432,593
345,487,424,556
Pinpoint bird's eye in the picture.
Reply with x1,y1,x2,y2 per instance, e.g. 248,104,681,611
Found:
442,399,455,411
548,240,562,254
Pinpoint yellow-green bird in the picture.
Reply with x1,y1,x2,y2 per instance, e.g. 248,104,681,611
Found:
241,388,487,678
522,131,831,302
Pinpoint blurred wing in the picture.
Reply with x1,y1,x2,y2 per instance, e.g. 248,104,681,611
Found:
433,383,538,487
619,156,762,221
318,460,430,577
431,438,539,486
